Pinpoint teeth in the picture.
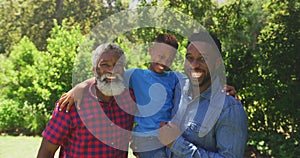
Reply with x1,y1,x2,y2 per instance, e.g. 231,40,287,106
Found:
191,72,202,78
106,76,116,79
107,76,116,79
106,75,117,80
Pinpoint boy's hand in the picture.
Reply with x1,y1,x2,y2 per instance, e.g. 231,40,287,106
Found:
223,84,238,97
158,122,181,148
57,78,95,112
57,90,75,113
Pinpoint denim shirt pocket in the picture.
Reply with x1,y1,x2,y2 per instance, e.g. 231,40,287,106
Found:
184,121,203,145
184,121,215,150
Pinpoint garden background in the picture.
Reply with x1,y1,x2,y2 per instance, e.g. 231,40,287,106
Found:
0,0,299,157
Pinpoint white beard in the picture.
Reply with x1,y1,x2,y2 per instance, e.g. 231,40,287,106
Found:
96,73,126,96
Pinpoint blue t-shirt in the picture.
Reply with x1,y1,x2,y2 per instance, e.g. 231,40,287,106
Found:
124,68,180,136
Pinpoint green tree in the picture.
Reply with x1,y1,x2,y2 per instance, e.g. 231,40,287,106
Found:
44,19,83,110
211,0,299,156
0,0,128,54
252,0,300,156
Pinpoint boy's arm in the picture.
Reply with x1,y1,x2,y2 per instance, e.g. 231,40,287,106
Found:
223,84,239,99
36,138,59,158
57,77,95,112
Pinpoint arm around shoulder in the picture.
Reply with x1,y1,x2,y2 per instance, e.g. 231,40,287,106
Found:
58,77,95,112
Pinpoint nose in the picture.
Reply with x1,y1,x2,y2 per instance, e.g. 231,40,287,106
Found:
101,65,115,73
189,59,201,69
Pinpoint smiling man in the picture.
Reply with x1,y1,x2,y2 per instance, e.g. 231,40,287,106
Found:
37,43,136,158
158,32,248,158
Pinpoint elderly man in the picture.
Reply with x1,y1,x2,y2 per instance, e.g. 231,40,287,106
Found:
37,43,136,157
158,32,248,157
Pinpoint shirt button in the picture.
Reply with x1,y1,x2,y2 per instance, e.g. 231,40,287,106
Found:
110,123,114,126
111,142,114,145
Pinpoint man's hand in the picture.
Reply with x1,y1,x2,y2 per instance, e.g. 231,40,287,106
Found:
158,122,181,148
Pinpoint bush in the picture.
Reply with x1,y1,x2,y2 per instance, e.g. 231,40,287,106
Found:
0,98,25,134
23,102,51,135
0,98,51,135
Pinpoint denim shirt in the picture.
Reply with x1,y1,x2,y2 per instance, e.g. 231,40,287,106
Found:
169,77,248,158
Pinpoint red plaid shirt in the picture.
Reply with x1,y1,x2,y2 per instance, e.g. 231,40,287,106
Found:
42,82,136,158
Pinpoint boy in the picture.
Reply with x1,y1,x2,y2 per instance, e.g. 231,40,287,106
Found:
59,34,180,158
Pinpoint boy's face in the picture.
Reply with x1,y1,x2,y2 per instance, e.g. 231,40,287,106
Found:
149,43,177,73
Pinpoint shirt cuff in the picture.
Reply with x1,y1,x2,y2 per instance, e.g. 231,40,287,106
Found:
170,136,186,156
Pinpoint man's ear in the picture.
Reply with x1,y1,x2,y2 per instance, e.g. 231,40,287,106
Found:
215,56,222,68
92,67,97,76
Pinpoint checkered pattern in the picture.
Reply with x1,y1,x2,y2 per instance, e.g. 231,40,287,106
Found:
42,83,136,158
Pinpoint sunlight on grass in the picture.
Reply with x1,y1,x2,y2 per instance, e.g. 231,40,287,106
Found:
0,135,45,158
0,135,135,158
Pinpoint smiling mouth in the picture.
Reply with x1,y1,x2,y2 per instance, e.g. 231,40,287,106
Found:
106,76,116,80
101,74,119,82
156,63,167,70
191,71,203,79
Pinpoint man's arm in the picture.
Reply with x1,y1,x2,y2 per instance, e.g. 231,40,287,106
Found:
168,100,247,158
36,138,59,158
57,77,95,112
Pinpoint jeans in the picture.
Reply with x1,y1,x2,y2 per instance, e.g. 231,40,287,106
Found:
135,147,167,158
131,135,167,158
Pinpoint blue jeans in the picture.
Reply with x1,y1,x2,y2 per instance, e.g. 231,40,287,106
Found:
135,147,167,158
131,135,167,158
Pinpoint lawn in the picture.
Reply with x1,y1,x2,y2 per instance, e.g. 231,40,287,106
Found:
0,135,135,158
0,135,49,158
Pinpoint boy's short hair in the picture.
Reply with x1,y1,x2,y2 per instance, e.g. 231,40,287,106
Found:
155,34,179,50
188,32,222,54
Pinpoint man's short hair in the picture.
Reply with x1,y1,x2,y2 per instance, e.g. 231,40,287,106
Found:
155,34,179,50
91,43,125,68
188,32,222,54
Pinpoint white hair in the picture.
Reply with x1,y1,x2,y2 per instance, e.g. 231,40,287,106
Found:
91,43,126,68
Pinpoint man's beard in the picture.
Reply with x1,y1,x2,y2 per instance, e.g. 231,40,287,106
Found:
96,73,126,96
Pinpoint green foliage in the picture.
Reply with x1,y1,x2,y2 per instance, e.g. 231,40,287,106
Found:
0,0,56,53
0,99,24,133
6,36,50,105
23,103,51,135
0,0,299,157
250,0,300,156
45,19,83,111
0,98,51,135
72,38,94,86
211,0,300,157
0,0,129,54
0,54,14,96
0,19,82,134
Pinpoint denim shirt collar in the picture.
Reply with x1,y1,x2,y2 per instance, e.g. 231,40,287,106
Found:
185,77,222,101
173,76,225,137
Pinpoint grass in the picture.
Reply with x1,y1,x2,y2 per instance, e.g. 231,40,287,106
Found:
0,135,135,158
0,135,265,158
0,135,49,158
